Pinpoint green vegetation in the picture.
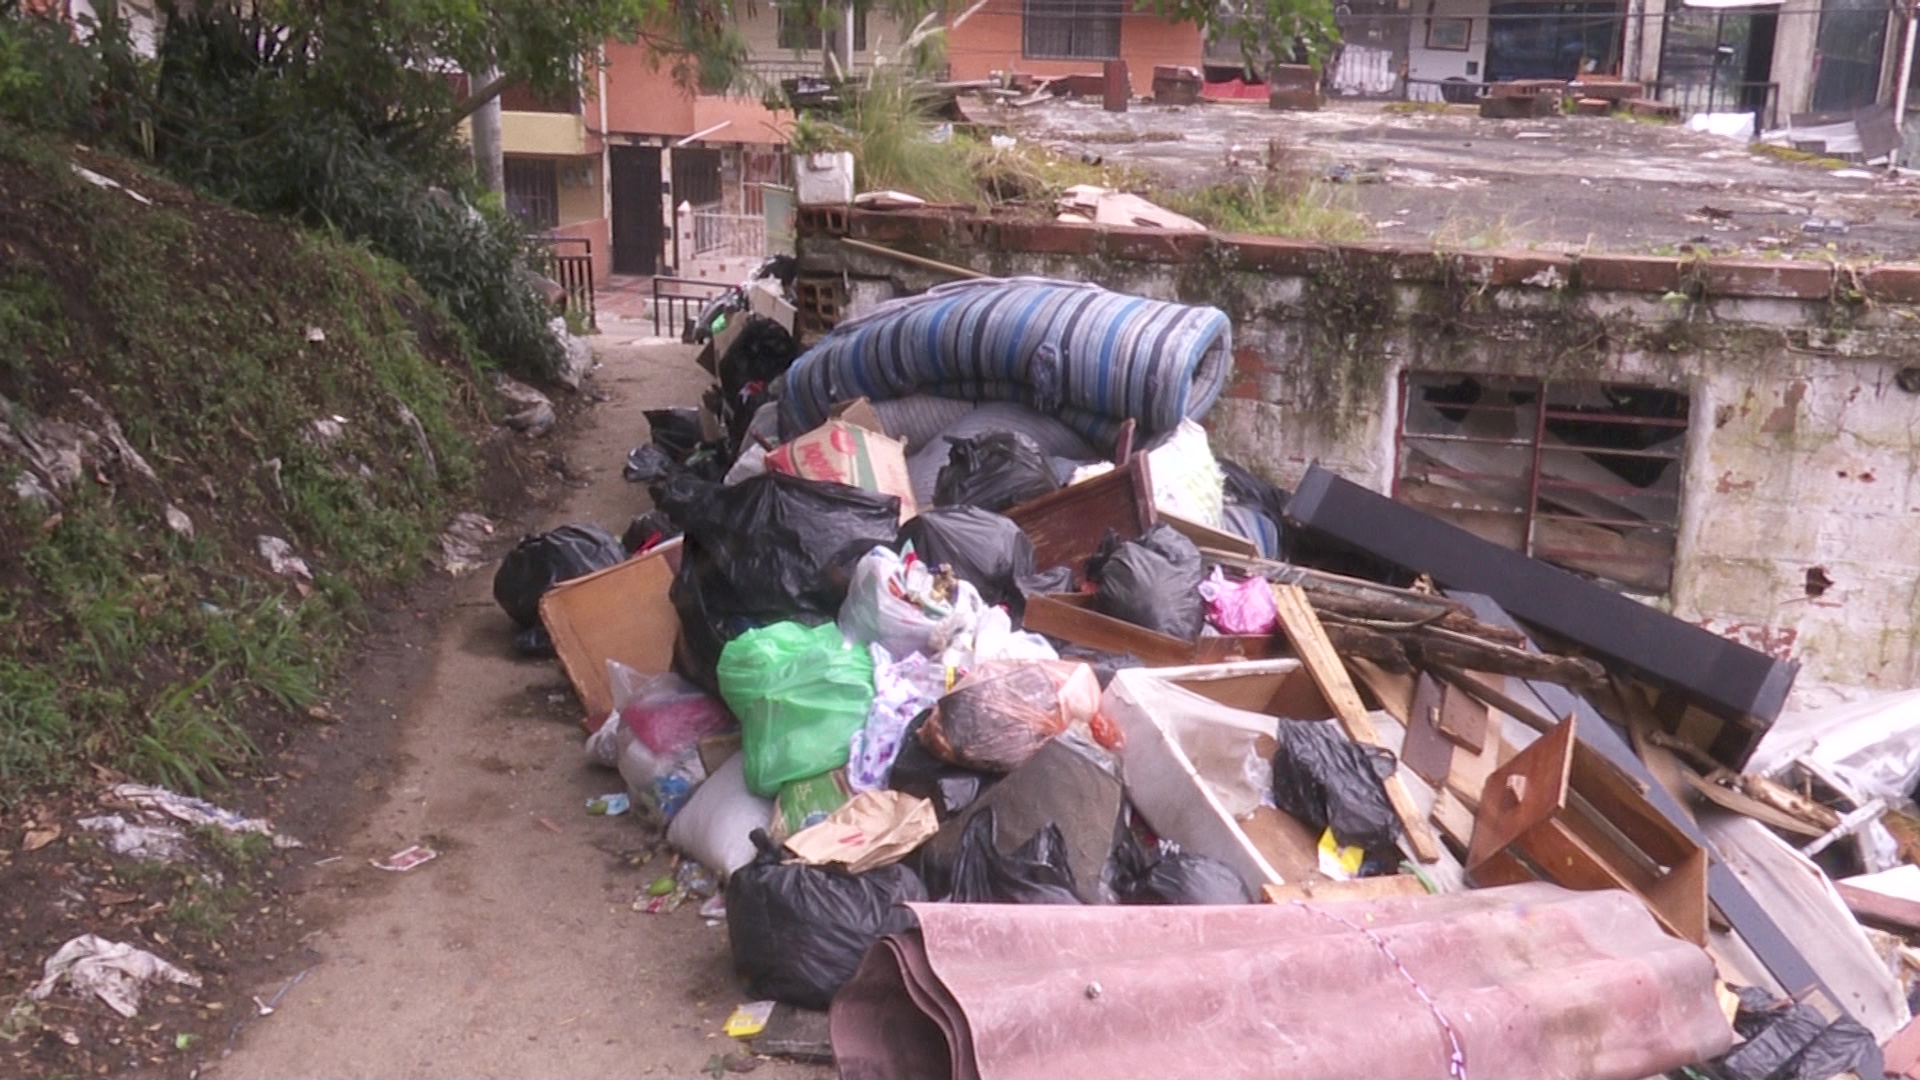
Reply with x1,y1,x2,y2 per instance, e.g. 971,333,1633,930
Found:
1158,175,1374,243
1748,142,1853,170
0,124,486,795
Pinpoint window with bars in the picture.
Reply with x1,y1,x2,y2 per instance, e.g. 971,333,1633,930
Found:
778,3,868,51
504,157,559,231
1023,0,1122,59
1394,372,1689,594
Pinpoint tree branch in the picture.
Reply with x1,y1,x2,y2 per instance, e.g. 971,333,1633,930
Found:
438,72,511,134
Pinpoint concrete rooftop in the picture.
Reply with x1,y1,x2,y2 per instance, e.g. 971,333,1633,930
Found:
1003,98,1920,258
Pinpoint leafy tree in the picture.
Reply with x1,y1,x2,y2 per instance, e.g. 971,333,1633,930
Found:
1146,0,1341,71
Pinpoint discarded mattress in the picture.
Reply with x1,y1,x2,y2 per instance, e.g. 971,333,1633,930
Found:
779,278,1232,448
830,883,1733,1079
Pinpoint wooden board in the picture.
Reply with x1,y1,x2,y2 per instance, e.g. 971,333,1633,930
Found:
1436,679,1489,753
1346,657,1414,726
1004,455,1153,576
1271,583,1440,862
1260,875,1428,904
1021,593,1279,667
538,539,683,724
1835,882,1920,934
1162,512,1259,558
1401,674,1454,786
1430,788,1477,851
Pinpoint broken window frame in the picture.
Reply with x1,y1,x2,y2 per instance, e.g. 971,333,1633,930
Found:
1022,0,1123,60
1392,372,1689,595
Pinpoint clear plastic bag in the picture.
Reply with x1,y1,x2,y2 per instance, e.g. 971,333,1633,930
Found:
608,663,736,757
837,545,985,660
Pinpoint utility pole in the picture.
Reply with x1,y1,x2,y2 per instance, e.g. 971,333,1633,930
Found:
471,64,506,197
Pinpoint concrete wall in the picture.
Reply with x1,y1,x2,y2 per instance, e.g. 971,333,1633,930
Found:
943,0,1204,82
1406,0,1491,93
798,209,1920,704
598,43,791,142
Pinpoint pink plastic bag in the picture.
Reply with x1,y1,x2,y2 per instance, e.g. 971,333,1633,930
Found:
608,663,736,756
1199,567,1278,635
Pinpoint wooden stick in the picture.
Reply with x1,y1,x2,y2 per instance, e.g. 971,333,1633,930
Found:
1272,583,1442,863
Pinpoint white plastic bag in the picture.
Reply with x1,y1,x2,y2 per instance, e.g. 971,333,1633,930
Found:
838,545,985,659
939,606,1058,674
668,752,775,879
1146,419,1226,529
848,645,948,792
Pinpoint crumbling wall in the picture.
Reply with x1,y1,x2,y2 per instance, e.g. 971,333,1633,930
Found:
797,210,1920,702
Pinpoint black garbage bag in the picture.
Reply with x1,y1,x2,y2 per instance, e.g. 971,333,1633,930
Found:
1218,458,1292,524
512,625,556,659
622,510,681,555
946,807,1082,905
1271,719,1400,855
492,524,627,628
725,830,926,1010
623,443,677,485
1714,986,1878,1080
717,318,801,450
1087,524,1205,640
934,432,1058,513
643,407,705,461
889,712,996,821
896,506,1037,611
1110,830,1252,905
661,473,900,685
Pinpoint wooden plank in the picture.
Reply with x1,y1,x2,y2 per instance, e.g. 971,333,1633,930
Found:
1271,583,1440,862
1436,679,1489,753
1400,674,1455,786
1162,512,1258,558
1835,882,1920,935
1260,875,1429,904
1681,771,1827,838
1021,593,1277,667
1346,657,1415,725
1431,787,1478,850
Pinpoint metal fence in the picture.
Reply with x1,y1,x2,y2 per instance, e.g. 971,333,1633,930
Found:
1645,80,1779,133
529,235,596,331
650,277,733,340
690,207,769,261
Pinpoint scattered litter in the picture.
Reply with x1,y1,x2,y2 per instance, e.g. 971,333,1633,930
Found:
493,375,557,436
71,163,152,204
76,815,189,860
725,1000,777,1038
1055,185,1205,231
435,511,495,576
29,935,201,1018
256,535,312,581
587,792,631,816
20,824,60,852
305,326,326,344
784,791,939,874
371,844,438,872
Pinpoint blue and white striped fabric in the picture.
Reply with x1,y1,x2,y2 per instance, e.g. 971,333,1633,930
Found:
779,278,1233,449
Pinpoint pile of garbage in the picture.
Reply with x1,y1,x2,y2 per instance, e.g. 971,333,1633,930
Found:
494,276,1920,1080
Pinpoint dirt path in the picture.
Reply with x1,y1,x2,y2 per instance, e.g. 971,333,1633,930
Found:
212,337,823,1079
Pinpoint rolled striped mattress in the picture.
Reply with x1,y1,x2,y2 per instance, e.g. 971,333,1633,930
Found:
778,278,1233,448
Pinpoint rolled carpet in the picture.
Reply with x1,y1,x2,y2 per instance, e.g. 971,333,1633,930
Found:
779,278,1232,448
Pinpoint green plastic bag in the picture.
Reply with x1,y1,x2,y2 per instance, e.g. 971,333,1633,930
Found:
718,622,876,797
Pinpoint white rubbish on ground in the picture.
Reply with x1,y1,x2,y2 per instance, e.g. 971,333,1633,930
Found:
70,163,153,205
163,504,194,541
110,782,302,849
435,511,496,576
256,535,312,581
550,317,593,391
492,374,556,436
1686,112,1757,141
30,935,201,1018
75,814,191,860
1747,689,1920,806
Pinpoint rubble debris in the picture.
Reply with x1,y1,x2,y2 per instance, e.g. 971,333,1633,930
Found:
1054,185,1205,231
30,935,200,1019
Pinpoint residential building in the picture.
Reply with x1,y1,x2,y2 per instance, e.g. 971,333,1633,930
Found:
941,0,1206,83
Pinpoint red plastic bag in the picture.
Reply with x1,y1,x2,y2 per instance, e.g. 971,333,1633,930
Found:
920,660,1112,773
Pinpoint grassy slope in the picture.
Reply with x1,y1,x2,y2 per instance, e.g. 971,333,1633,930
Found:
0,122,492,795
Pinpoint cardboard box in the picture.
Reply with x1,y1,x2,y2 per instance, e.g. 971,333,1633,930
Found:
765,412,918,521
538,539,683,727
